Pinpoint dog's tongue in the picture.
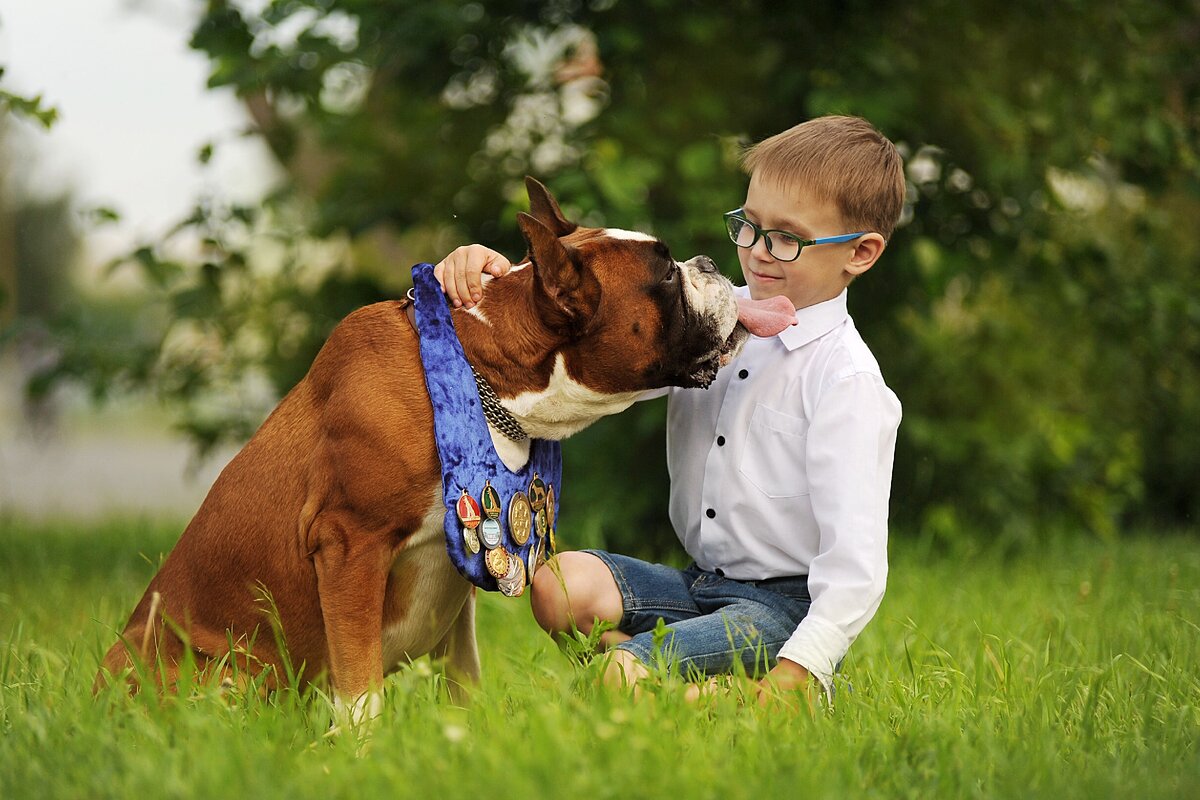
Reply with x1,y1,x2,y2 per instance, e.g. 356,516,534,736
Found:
736,295,797,337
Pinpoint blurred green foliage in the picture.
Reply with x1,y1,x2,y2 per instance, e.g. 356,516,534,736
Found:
0,66,59,129
27,0,1200,551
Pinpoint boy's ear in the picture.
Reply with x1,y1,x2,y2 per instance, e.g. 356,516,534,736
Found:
525,176,578,238
845,233,887,278
518,212,599,335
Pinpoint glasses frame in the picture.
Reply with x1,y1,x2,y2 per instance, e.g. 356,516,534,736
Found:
723,209,867,262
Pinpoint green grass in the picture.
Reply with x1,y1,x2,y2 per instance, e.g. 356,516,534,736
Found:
1,516,1198,799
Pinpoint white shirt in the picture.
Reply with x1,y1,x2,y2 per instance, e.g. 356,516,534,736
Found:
660,287,901,690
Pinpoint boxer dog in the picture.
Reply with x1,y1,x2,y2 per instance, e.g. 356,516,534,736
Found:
96,178,794,724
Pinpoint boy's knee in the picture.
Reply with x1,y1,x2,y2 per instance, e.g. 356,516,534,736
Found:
529,551,622,636
530,559,572,633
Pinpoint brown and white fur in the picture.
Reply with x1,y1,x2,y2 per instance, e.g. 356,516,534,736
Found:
96,178,749,725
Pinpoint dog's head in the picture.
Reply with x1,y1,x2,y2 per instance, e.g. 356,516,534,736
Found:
460,177,793,441
517,177,747,394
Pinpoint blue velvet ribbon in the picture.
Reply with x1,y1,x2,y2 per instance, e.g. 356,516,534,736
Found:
411,263,561,592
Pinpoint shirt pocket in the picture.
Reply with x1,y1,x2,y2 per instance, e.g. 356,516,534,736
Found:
738,404,810,498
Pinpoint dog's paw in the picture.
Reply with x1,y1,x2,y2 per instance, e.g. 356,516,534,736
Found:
327,690,384,741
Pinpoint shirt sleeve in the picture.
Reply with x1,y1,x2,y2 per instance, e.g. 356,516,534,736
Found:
775,369,900,693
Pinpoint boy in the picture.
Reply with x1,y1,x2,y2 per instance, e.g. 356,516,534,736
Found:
436,115,905,701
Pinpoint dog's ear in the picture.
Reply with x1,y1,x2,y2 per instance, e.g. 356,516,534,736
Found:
518,212,598,336
525,176,577,238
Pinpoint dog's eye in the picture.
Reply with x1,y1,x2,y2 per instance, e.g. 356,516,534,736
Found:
652,242,680,286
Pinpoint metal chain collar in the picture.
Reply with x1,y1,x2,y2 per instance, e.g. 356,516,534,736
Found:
471,366,529,442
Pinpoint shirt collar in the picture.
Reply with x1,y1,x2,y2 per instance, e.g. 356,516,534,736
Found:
736,286,849,351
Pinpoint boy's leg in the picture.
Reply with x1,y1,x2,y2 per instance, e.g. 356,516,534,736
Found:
527,554,650,685
530,551,630,648
618,574,812,681
584,584,806,691
530,551,705,689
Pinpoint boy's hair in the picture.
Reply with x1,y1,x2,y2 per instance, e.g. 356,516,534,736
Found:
740,115,906,240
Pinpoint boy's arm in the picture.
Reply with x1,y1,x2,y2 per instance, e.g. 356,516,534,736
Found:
434,244,513,308
774,371,901,698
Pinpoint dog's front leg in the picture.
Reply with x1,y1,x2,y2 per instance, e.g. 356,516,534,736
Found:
431,588,481,705
311,514,390,730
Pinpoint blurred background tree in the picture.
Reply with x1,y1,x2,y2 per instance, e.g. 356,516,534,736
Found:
1,64,75,432
22,0,1200,553
1,64,60,330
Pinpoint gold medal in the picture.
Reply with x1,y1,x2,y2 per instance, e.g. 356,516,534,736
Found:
508,491,532,545
480,517,502,549
545,484,556,531
548,525,557,555
481,481,502,519
462,525,481,554
535,508,548,540
456,490,482,529
485,546,510,578
528,473,548,512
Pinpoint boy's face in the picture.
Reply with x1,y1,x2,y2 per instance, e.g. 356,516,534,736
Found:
737,173,880,310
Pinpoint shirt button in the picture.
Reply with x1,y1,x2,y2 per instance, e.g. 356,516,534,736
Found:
705,508,716,519
738,369,749,379
716,435,726,446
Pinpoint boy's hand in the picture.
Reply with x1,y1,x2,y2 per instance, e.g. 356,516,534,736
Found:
682,659,816,710
755,658,815,708
433,245,513,309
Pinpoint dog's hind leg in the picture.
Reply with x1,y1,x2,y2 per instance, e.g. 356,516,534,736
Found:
430,588,481,705
94,620,199,694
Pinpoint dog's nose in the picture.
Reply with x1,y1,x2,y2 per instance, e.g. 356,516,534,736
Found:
687,255,718,274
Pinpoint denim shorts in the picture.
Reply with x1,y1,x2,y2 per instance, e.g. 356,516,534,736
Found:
585,550,812,680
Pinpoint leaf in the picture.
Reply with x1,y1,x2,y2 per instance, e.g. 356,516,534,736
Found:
0,88,59,129
88,206,122,225
132,247,184,289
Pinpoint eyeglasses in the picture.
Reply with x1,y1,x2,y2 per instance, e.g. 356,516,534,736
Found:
723,209,866,262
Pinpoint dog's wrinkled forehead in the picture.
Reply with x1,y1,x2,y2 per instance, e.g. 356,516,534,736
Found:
566,226,658,249
563,227,673,277
568,226,726,297
562,226,731,320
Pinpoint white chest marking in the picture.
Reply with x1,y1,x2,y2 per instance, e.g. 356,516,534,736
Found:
491,433,532,472
502,354,643,440
380,487,472,669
